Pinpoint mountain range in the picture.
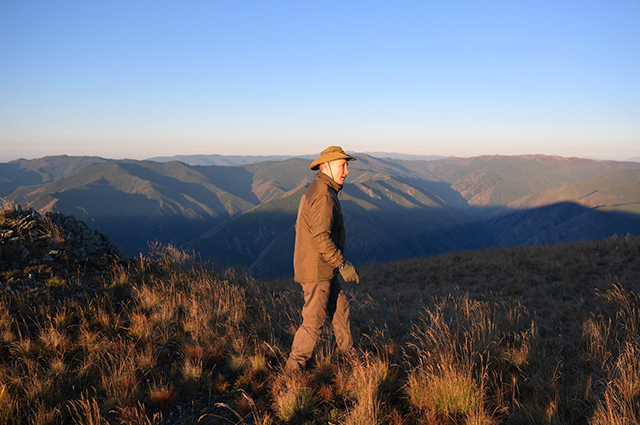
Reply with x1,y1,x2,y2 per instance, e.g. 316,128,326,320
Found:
2,153,640,278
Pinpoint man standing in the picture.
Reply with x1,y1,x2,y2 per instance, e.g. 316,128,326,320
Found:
285,146,360,373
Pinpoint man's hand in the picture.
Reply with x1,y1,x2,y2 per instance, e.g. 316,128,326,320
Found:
339,261,360,284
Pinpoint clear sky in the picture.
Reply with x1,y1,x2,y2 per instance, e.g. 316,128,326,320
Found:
1,1,639,161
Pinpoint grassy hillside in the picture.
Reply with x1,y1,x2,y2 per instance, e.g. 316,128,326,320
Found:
184,170,491,279
6,155,112,183
417,155,640,208
183,185,306,276
0,156,112,198
4,161,260,254
508,168,640,211
243,159,314,203
4,154,640,279
2,204,640,424
187,154,640,278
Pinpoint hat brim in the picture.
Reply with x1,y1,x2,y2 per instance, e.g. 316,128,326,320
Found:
310,153,357,170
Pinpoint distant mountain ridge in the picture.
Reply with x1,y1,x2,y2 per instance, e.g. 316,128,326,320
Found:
2,153,640,278
146,154,306,166
146,152,447,166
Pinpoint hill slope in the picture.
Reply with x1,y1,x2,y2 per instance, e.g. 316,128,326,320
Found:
419,154,640,207
4,160,258,254
0,155,113,197
184,158,492,278
183,154,640,278
2,203,640,424
3,154,640,277
508,168,640,212
482,168,640,246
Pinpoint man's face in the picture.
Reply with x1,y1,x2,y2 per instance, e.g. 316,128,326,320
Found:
323,159,350,185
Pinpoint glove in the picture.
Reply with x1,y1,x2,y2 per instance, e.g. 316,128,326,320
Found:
339,261,360,284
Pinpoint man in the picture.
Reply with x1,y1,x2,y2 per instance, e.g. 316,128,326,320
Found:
285,146,361,373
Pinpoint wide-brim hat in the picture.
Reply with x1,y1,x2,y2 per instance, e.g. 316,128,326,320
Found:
310,146,357,170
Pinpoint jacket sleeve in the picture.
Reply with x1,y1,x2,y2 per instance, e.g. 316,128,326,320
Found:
308,194,345,268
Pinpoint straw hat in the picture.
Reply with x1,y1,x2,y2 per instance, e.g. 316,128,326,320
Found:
310,146,357,170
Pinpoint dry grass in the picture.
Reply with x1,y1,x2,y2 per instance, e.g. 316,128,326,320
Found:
67,394,108,425
271,373,316,422
589,287,640,425
2,200,640,423
342,353,390,425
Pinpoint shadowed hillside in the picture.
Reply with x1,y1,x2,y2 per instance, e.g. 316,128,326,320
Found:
507,167,640,212
416,154,640,208
1,204,640,424
3,160,259,254
183,155,640,277
0,156,113,197
3,154,640,279
183,168,493,278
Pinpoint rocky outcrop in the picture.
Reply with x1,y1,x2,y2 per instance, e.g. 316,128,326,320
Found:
0,204,131,272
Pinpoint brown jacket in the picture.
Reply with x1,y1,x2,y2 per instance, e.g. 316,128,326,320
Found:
293,172,346,283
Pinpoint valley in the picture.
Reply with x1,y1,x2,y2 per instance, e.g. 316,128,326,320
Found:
2,153,640,278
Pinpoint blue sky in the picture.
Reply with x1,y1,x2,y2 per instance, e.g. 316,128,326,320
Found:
1,1,639,161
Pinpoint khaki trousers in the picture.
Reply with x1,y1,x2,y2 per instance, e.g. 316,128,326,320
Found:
286,276,353,372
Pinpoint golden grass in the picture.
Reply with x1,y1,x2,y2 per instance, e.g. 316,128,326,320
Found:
271,373,316,422
67,394,107,425
343,353,389,425
407,363,480,417
2,202,640,424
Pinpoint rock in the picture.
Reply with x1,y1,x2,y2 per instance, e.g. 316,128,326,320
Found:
0,204,131,271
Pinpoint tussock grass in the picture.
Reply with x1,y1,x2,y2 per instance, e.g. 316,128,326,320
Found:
67,394,108,425
2,202,640,423
271,373,315,422
343,353,390,425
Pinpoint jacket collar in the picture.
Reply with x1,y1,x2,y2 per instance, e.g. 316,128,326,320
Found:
316,171,343,192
